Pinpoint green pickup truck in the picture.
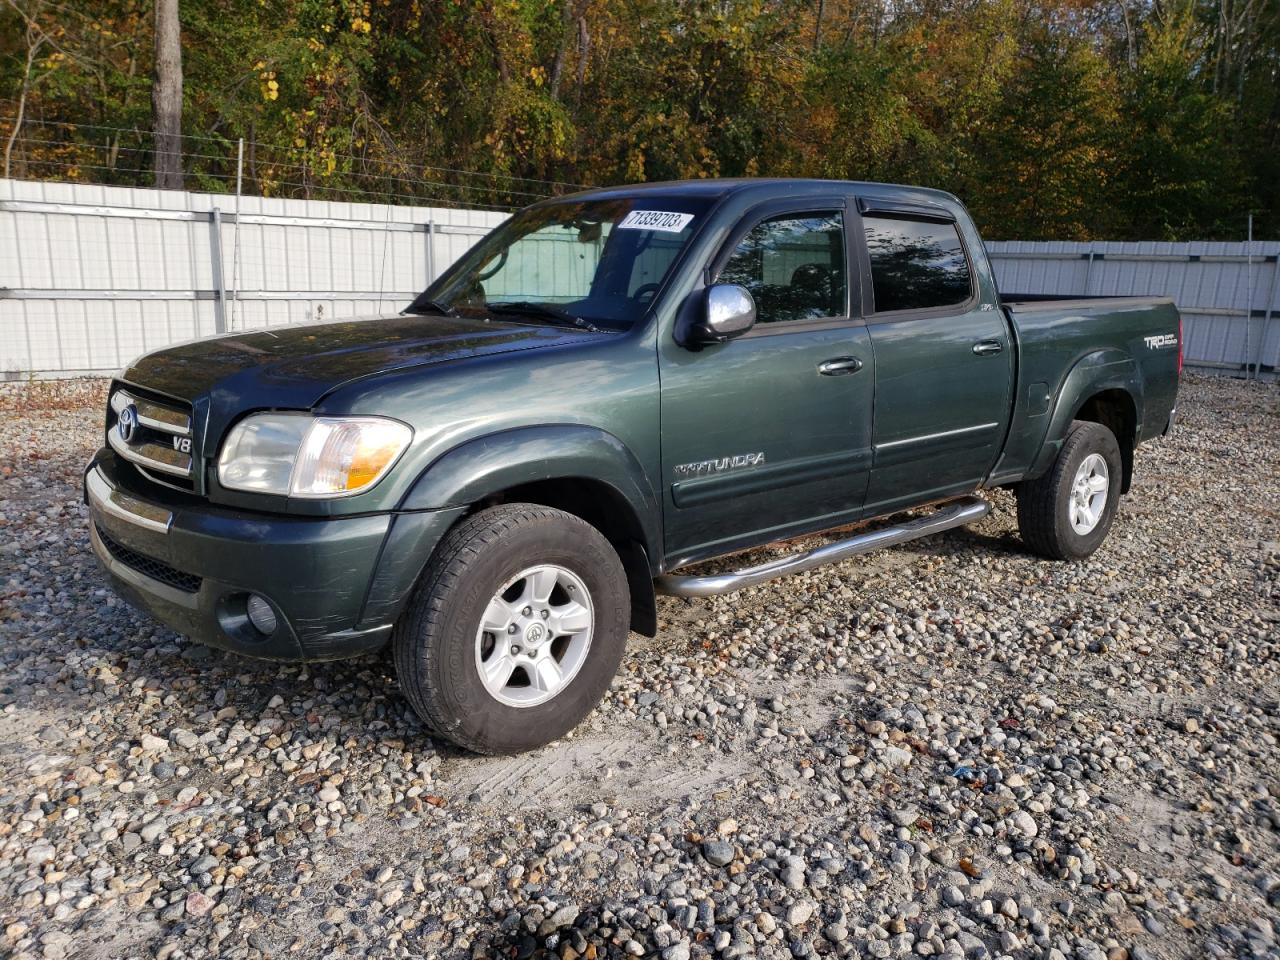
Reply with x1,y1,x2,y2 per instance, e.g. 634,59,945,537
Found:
85,178,1180,754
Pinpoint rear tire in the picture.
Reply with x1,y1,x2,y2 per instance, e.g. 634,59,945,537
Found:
1016,420,1122,560
393,503,629,755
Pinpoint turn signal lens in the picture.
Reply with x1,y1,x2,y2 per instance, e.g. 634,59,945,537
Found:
291,418,413,497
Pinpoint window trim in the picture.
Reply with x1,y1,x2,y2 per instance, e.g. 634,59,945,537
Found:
856,196,957,224
708,197,862,336
853,203,979,323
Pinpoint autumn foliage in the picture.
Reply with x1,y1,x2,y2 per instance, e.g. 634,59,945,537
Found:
1,0,1276,239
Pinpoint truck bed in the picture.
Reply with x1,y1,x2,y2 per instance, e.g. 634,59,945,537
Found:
987,293,1181,485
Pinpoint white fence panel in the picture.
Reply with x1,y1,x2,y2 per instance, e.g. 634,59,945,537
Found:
4,179,1276,378
986,239,1280,374
0,178,507,376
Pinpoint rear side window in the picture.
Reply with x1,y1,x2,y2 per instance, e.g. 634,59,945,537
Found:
718,212,846,324
862,215,972,313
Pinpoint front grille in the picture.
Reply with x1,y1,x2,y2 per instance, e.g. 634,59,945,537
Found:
96,523,203,593
107,385,198,493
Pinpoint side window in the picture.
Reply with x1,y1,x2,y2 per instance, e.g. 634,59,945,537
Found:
718,212,846,324
862,215,972,313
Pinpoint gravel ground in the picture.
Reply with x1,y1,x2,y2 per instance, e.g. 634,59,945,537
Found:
0,374,1276,960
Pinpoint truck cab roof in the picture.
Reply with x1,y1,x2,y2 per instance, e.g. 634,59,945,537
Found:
547,177,963,211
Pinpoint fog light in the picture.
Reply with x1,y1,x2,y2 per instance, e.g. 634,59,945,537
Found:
246,594,278,635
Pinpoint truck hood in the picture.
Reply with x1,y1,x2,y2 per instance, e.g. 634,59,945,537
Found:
120,313,600,414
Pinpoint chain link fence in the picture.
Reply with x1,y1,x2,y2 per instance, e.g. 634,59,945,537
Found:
3,119,584,212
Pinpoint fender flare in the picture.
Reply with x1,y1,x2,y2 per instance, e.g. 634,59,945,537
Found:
398,424,662,564
1029,349,1143,480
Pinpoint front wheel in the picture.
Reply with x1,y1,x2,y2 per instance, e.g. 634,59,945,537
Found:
1016,420,1123,560
393,504,630,754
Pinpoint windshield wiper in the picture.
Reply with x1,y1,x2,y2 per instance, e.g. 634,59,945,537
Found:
404,298,455,316
486,301,602,333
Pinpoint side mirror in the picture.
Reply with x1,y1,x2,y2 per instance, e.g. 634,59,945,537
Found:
692,284,757,343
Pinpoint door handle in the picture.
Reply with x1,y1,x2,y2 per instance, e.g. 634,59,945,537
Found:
972,340,1003,356
818,356,863,376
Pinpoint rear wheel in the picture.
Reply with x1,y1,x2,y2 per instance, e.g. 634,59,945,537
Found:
1016,420,1122,560
393,503,629,754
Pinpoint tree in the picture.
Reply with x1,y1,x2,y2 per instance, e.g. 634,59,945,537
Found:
2,0,1276,237
2,0,48,178
151,0,182,189
1112,6,1244,238
970,29,1120,240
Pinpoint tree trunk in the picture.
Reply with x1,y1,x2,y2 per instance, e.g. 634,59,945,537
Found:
1119,1,1136,69
548,0,577,98
575,14,590,106
3,30,42,179
151,0,183,190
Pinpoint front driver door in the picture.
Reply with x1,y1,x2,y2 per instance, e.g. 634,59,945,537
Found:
658,200,875,568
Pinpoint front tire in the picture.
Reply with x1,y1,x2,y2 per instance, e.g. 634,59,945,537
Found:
393,503,630,755
1016,420,1123,560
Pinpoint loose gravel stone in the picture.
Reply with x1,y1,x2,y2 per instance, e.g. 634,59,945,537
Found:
0,374,1275,960
786,900,814,925
1010,809,1038,838
701,838,734,867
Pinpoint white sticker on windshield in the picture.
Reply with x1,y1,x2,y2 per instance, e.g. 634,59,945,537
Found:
617,210,695,233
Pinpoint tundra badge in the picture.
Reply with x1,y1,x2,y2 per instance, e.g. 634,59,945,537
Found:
674,452,766,479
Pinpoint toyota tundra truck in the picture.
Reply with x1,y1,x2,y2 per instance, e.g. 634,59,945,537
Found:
84,178,1181,754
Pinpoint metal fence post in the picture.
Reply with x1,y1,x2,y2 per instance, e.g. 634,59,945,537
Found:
1245,216,1254,379
1259,256,1279,379
229,138,244,330
425,219,436,284
209,207,227,334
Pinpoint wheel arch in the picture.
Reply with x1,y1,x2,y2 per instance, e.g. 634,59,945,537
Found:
1031,350,1144,492
399,425,661,636
1072,388,1138,492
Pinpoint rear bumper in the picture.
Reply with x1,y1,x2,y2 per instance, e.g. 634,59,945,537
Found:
84,451,461,661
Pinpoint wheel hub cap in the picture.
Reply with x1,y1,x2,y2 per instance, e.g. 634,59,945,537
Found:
474,564,594,708
1068,453,1109,535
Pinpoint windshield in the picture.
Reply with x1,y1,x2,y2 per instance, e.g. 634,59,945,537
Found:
408,196,713,331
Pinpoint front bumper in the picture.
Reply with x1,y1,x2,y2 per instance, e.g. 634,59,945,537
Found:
84,451,462,661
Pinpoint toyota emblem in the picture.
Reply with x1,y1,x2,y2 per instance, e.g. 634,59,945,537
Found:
118,403,139,443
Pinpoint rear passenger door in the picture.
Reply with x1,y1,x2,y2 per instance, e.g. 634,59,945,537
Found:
857,199,1013,514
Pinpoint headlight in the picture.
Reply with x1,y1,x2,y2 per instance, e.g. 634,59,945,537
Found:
217,414,412,498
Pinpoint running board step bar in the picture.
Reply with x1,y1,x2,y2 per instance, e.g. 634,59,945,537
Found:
655,495,991,598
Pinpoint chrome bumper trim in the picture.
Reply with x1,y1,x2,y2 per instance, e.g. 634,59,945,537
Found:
655,495,991,598
86,465,173,534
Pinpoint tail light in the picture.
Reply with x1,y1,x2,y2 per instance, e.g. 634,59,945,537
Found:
1177,316,1184,376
